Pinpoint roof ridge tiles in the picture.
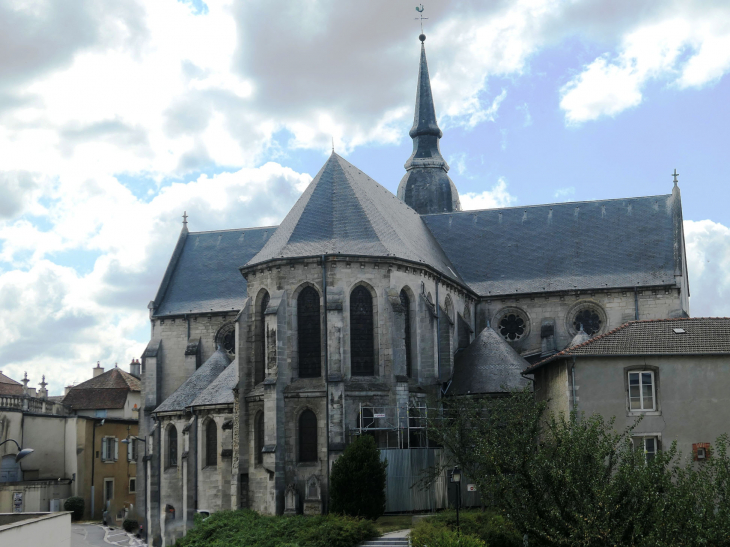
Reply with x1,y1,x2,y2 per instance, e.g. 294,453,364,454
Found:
420,193,674,216
189,226,278,235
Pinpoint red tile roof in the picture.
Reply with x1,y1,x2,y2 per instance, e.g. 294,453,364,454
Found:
0,371,23,396
62,367,140,410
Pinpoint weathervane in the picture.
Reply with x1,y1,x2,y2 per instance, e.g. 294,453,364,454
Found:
672,168,679,187
415,4,428,37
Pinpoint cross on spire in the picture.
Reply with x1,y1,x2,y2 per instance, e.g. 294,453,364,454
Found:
672,169,679,186
415,4,428,37
182,211,188,226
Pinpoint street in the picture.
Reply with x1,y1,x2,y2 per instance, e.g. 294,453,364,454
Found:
71,524,145,547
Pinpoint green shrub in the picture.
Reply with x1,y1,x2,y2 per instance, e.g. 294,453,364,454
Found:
64,496,85,521
411,521,487,547
122,519,139,533
412,510,521,547
330,435,387,520
175,509,377,547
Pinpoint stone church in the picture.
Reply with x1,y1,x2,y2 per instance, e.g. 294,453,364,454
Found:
138,34,690,545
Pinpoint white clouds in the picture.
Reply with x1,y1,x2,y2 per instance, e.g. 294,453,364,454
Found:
554,187,575,199
461,178,517,210
684,219,730,317
0,163,310,393
560,6,730,123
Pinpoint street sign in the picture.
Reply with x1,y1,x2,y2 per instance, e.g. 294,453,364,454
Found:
373,413,385,418
467,484,477,492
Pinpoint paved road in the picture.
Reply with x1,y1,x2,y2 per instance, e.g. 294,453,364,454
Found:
72,524,145,547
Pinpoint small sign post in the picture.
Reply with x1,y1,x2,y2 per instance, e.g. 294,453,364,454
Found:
467,484,477,492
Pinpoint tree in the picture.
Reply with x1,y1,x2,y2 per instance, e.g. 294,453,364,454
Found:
330,435,387,520
423,389,730,547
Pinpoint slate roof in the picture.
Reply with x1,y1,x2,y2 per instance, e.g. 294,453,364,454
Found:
0,371,23,396
62,367,141,410
190,361,237,407
422,193,683,296
525,317,730,373
153,349,231,413
244,153,463,283
153,226,274,317
446,327,531,395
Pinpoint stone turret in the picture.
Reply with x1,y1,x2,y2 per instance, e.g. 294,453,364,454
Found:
397,34,461,215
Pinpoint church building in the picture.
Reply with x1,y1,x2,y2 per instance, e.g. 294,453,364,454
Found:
138,34,689,545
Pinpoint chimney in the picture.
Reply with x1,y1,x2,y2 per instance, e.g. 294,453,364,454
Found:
129,359,141,379
64,385,74,396
93,361,104,378
27,387,37,397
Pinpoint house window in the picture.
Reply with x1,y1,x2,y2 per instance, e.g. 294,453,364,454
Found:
350,286,374,376
168,426,178,468
255,412,264,465
104,479,114,507
400,290,412,378
256,292,270,385
101,437,118,462
205,420,217,467
628,371,655,411
298,287,321,378
129,478,137,494
693,443,711,462
127,439,138,462
634,436,660,462
299,409,318,463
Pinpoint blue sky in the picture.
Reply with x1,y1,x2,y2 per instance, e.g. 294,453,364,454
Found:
1,0,729,393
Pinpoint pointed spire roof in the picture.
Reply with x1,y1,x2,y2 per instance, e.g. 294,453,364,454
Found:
244,153,462,282
398,36,461,215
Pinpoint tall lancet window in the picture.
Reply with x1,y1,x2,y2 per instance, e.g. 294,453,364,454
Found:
400,290,413,378
255,292,270,385
350,286,375,376
298,287,321,378
205,419,217,468
299,409,318,462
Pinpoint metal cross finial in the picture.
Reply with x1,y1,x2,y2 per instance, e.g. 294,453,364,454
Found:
182,211,188,226
672,169,679,186
415,4,428,35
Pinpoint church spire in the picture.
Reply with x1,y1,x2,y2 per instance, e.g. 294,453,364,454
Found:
397,34,461,215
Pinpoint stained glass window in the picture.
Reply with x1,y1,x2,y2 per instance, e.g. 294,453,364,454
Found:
168,425,177,467
255,412,264,465
299,410,318,462
400,290,412,378
574,309,601,335
350,286,375,376
298,287,321,378
206,420,217,467
499,313,525,341
256,292,269,385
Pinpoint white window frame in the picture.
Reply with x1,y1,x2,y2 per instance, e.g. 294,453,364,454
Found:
127,439,138,462
103,478,114,506
628,370,656,411
101,437,118,463
129,477,136,494
633,435,660,462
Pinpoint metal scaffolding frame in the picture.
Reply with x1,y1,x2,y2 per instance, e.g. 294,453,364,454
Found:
349,402,432,449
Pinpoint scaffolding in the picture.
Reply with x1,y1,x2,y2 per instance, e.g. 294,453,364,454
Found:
349,402,432,450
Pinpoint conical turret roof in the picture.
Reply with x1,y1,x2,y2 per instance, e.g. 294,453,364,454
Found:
244,153,462,282
447,327,531,396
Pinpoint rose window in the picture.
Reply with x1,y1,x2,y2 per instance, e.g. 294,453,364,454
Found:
573,309,601,336
499,313,525,341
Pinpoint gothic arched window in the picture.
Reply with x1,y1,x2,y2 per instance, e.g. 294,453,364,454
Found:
205,420,217,468
350,286,375,376
256,292,270,385
255,412,264,465
298,287,321,378
399,290,412,378
299,409,318,462
167,425,177,468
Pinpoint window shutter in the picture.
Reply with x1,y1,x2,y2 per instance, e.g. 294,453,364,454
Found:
128,441,133,461
101,438,108,460
114,439,119,461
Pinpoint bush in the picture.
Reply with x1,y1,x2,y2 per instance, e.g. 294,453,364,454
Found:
330,435,387,520
174,509,378,547
411,521,486,547
419,510,521,547
64,496,85,521
122,519,139,533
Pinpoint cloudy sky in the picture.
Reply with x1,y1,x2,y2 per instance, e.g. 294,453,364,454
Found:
1,0,729,394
